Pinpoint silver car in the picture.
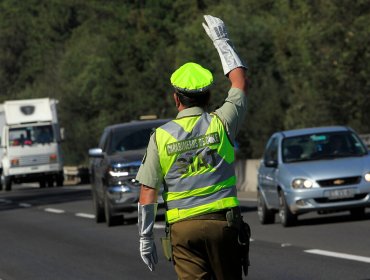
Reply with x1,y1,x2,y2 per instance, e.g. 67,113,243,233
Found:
257,126,370,227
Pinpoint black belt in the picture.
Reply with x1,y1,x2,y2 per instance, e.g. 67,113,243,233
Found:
183,209,231,221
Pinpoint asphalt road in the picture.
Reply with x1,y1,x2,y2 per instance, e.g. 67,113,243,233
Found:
1,184,370,280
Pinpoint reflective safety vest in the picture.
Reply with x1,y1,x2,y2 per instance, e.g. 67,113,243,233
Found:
155,112,239,224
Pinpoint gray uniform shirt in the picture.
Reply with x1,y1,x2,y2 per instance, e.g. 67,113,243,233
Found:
136,87,247,190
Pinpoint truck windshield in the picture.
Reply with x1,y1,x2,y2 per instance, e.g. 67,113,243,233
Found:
9,125,54,146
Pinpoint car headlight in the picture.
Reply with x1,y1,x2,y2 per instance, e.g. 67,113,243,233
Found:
365,172,370,182
292,178,313,189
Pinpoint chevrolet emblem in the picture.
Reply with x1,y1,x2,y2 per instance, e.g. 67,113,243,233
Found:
333,179,345,185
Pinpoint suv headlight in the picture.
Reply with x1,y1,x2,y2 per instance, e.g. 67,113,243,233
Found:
109,169,129,177
292,178,313,189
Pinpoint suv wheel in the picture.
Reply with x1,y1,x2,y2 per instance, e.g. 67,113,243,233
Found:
278,191,297,227
92,190,105,223
104,193,123,227
257,189,275,224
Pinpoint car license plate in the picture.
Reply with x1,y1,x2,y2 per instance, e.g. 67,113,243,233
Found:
324,188,355,200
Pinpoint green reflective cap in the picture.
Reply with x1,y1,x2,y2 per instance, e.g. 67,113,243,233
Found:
170,62,213,94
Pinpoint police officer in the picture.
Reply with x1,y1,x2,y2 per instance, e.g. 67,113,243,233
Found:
137,15,249,279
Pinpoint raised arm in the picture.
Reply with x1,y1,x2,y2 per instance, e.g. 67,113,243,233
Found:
202,15,248,93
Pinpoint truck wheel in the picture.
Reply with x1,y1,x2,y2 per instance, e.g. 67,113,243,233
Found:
257,189,275,224
4,176,12,191
47,177,54,188
92,190,105,223
104,193,123,227
39,180,46,188
278,190,297,227
56,173,64,187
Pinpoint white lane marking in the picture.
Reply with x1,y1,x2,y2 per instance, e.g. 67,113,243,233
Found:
305,249,370,264
154,223,166,229
75,213,95,219
0,198,12,203
19,203,32,208
44,208,65,214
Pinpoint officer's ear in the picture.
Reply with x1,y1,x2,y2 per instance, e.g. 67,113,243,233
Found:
173,92,181,109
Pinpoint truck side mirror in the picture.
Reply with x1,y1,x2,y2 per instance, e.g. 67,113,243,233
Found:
60,127,65,141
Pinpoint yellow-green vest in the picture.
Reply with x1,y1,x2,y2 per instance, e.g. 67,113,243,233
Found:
155,112,239,224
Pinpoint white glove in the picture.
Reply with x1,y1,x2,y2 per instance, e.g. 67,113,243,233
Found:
202,15,247,75
140,236,158,271
138,203,158,271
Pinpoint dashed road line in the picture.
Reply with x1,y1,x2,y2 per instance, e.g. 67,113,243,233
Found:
19,203,32,208
304,249,370,264
44,208,65,214
75,213,95,219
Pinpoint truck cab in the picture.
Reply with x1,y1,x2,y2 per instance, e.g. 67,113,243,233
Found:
0,98,64,191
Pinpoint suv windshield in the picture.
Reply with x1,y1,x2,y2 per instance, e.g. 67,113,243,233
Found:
107,127,155,155
282,131,368,163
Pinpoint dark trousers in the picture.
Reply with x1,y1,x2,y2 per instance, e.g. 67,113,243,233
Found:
170,219,242,280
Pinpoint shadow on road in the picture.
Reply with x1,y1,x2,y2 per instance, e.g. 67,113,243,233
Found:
0,186,91,212
296,211,370,227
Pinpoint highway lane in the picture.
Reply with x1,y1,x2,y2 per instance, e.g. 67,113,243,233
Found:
1,184,370,279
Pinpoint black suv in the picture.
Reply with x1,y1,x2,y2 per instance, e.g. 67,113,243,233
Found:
88,119,169,226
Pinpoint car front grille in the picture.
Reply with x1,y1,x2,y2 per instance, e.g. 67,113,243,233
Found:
317,176,361,187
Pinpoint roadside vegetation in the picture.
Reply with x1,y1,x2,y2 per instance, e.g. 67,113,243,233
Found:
1,0,369,164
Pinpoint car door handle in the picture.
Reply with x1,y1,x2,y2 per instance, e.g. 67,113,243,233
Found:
265,175,273,181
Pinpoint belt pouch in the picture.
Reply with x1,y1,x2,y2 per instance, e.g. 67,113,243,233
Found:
160,223,172,261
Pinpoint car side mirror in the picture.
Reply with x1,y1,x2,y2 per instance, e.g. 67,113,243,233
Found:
88,148,104,158
264,159,278,168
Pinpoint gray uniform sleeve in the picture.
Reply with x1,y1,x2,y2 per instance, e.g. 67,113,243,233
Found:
135,132,163,190
214,88,247,141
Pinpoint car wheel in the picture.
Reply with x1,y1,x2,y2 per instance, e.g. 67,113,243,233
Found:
278,191,297,227
257,189,275,224
350,207,366,219
104,193,123,227
92,190,105,223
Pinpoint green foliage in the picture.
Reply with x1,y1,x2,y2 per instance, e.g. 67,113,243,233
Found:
0,0,369,164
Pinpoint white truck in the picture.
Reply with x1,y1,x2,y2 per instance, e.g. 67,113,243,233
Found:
0,98,64,191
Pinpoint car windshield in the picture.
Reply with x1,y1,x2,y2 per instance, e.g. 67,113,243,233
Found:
107,126,156,155
282,131,368,163
9,125,54,146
